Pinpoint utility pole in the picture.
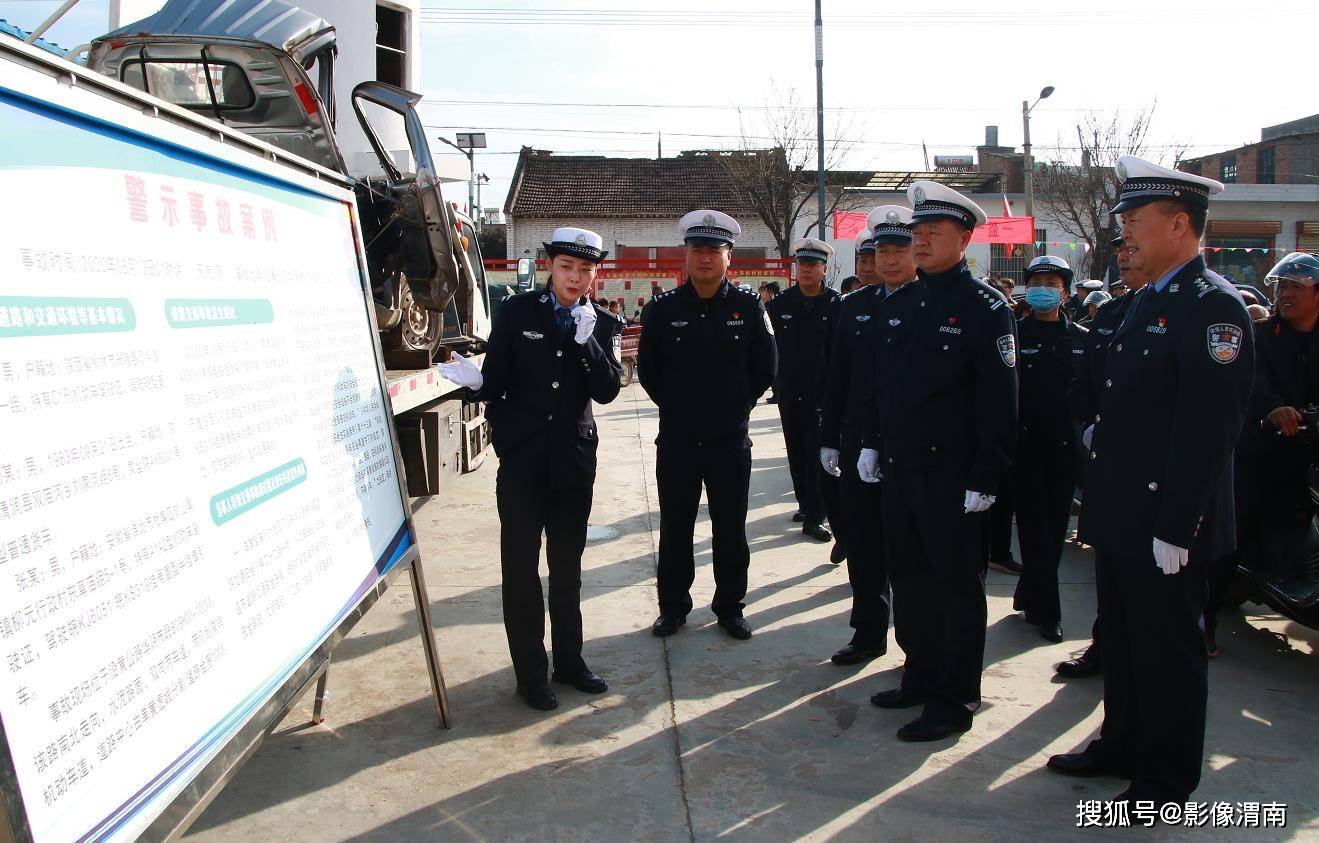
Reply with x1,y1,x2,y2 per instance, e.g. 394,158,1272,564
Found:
1021,85,1054,255
439,132,487,226
814,0,826,242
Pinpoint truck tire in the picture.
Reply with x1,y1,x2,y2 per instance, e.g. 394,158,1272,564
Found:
620,358,635,387
384,276,442,353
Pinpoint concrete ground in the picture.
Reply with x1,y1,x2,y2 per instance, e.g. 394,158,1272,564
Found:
188,386,1319,842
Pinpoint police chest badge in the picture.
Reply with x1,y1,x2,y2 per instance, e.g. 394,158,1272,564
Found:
1207,323,1243,364
997,334,1017,367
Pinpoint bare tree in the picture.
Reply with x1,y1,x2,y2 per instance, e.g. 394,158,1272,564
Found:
719,85,861,258
1034,106,1186,280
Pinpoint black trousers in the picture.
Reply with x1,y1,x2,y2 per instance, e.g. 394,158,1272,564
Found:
988,485,1015,566
778,396,825,523
496,455,592,686
656,439,752,619
840,439,889,645
883,469,987,717
1011,459,1076,626
1091,547,1209,802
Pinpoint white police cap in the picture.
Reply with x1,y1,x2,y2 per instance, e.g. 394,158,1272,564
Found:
866,204,914,244
543,227,608,262
907,181,988,230
1084,290,1112,306
678,209,741,246
1024,254,1075,284
791,238,834,263
1111,155,1224,215
854,230,876,254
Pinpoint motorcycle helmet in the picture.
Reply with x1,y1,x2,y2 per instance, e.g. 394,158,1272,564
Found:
1265,252,1319,287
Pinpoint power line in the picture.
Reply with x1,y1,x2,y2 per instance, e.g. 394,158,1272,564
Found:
417,98,1144,115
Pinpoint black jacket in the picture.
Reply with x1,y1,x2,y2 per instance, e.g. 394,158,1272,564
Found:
638,279,776,444
819,283,888,451
1015,312,1088,471
475,290,622,486
1077,257,1254,561
1248,315,1319,431
766,284,840,401
867,260,1018,494
1068,291,1139,428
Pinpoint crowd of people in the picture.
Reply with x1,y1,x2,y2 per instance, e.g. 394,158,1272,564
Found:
440,154,1319,819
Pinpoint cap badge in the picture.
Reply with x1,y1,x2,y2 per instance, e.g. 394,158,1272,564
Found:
574,233,587,245
913,186,926,204
1116,162,1128,181
886,210,900,224
703,213,716,226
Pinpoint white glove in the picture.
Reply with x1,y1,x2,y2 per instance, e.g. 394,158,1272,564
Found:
1153,537,1189,575
963,490,996,513
857,448,882,484
819,447,841,477
571,304,597,345
438,353,483,390
1082,424,1094,450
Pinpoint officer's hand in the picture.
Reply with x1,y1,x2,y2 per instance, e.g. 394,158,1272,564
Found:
571,304,597,345
438,353,483,390
1268,406,1304,437
1152,537,1189,575
1082,424,1095,450
819,447,841,477
857,448,882,484
963,490,996,514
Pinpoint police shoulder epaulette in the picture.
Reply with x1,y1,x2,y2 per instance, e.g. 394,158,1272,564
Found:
970,280,1008,312
733,284,760,298
1192,275,1217,299
655,287,678,300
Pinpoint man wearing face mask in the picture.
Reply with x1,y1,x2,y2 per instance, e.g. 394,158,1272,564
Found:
439,228,622,712
1047,157,1253,810
1011,256,1088,644
857,183,1017,742
768,239,841,544
818,205,918,665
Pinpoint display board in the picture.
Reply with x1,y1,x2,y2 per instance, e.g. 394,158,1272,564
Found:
0,54,422,843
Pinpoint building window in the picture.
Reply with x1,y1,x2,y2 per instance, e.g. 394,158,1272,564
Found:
1258,147,1276,185
376,5,407,88
1205,235,1273,285
1221,154,1237,184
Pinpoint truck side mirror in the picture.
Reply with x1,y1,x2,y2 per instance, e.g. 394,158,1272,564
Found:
516,257,535,288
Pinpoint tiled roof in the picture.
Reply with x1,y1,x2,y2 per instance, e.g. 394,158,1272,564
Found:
860,171,1003,192
505,148,769,218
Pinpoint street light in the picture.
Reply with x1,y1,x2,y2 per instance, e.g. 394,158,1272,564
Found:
437,132,486,225
1022,85,1054,246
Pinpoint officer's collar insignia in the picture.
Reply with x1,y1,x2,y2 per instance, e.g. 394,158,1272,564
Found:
997,334,1017,367
671,320,688,327
1207,323,1243,364
1169,283,1180,293
539,295,548,303
888,317,901,326
856,314,870,321
523,330,544,340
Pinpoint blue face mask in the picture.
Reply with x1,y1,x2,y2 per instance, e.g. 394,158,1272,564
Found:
1026,287,1063,311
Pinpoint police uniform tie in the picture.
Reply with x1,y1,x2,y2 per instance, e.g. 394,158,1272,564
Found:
555,307,573,343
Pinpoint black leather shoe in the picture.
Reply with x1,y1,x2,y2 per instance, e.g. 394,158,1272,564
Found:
829,541,847,564
792,511,805,523
1055,651,1102,678
515,683,559,711
989,557,1024,575
552,669,608,694
652,615,686,637
870,686,926,709
802,522,833,542
1040,622,1064,643
1047,751,1128,778
718,617,753,640
831,641,887,665
896,711,972,742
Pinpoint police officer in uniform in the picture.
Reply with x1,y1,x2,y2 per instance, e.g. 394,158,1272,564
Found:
639,211,776,640
858,182,1017,741
819,205,917,664
1048,157,1253,809
439,228,622,711
1011,256,1088,643
1056,236,1145,679
768,239,840,543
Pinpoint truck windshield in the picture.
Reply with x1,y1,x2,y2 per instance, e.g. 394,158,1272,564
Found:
122,59,255,109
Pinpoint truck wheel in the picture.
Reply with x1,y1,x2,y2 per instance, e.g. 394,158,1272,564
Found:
620,358,635,387
385,278,441,353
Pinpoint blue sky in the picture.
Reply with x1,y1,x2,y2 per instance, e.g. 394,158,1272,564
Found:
4,0,1316,213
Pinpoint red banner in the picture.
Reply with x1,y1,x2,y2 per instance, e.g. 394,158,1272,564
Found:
833,210,869,240
971,216,1036,244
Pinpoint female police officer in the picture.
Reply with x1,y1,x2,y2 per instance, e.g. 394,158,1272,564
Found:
440,228,622,711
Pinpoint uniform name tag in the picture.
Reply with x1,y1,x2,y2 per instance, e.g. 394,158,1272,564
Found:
938,325,962,335
726,319,744,326
522,330,544,340
1207,323,1243,364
